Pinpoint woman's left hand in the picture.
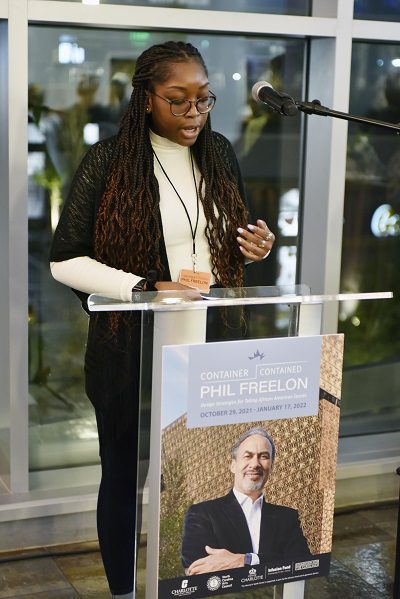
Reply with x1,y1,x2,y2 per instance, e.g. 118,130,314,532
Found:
236,219,275,262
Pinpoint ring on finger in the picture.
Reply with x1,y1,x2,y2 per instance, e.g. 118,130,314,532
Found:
258,240,266,248
265,232,274,241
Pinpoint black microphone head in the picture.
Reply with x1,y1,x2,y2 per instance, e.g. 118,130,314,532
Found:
251,80,271,102
251,80,298,116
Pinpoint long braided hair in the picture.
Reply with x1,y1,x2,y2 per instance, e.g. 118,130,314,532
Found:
95,41,248,289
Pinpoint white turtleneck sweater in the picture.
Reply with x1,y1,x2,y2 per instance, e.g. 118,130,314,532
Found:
50,130,215,301
152,130,214,282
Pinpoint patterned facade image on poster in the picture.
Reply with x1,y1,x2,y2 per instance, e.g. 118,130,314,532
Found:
158,335,344,598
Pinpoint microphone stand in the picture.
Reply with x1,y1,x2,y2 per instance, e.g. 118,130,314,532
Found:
295,99,400,133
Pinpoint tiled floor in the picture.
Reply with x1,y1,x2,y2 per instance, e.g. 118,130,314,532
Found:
0,503,397,598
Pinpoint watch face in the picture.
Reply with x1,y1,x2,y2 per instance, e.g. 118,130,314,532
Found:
244,553,252,565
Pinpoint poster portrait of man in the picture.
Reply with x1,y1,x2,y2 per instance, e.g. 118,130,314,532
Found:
181,427,312,575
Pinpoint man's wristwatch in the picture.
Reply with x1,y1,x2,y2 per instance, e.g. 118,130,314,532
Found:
244,553,252,566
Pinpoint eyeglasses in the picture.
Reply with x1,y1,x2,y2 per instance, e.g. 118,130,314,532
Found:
150,91,216,116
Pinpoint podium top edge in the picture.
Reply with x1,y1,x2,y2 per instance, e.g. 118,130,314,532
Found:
87,288,393,312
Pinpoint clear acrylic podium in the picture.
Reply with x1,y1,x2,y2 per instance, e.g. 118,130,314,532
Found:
88,285,392,599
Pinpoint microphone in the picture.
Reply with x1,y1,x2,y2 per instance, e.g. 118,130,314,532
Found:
251,81,298,117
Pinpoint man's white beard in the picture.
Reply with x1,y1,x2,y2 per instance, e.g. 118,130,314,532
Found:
242,477,264,493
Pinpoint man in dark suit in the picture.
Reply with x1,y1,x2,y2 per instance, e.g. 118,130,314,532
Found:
181,427,311,575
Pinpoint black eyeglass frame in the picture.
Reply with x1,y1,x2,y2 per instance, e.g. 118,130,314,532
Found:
150,91,217,116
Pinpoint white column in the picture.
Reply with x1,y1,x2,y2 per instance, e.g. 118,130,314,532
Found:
299,0,354,334
4,0,29,492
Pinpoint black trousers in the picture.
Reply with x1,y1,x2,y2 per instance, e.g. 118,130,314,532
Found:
87,312,142,594
96,416,138,595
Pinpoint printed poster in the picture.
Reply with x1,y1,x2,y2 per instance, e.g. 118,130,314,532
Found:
158,334,344,598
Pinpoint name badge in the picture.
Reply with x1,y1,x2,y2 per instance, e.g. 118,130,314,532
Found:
179,269,212,293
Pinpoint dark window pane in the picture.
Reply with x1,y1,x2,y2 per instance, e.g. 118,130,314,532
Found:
42,0,310,15
354,0,400,21
340,41,400,436
28,26,305,469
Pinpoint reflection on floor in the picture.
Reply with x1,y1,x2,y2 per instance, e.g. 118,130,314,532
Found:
0,503,396,598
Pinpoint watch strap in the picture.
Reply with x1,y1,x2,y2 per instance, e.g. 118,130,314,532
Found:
132,278,146,292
